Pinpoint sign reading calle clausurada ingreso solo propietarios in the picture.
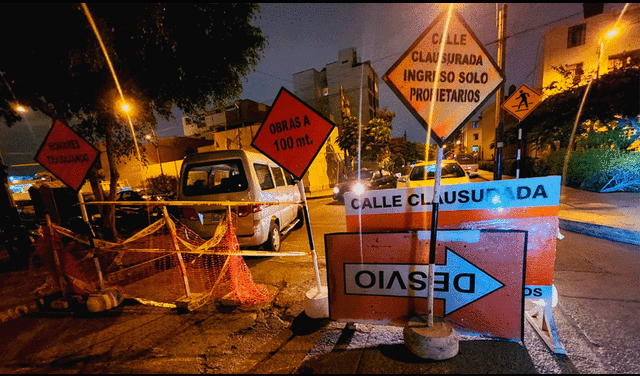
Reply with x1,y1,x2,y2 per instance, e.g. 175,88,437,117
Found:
383,9,504,145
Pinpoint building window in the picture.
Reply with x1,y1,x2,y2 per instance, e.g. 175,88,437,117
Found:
565,62,584,84
473,133,479,141
567,24,586,48
608,49,640,71
472,145,479,152
473,121,478,129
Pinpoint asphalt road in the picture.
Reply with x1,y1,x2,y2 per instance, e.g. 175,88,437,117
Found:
0,196,638,373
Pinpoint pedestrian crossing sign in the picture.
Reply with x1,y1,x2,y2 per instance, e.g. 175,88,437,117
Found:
501,83,543,121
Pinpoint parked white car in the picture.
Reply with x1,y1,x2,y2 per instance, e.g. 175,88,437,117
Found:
455,154,479,178
399,160,471,188
177,150,303,252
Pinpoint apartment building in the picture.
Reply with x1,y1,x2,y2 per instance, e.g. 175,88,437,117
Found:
538,3,639,92
293,47,380,129
457,4,639,162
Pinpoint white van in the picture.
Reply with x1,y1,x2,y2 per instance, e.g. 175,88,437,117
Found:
177,150,303,252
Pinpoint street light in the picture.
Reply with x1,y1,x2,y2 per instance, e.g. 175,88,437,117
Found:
145,130,165,177
596,27,620,79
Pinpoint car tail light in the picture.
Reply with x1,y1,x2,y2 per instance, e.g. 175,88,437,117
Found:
237,204,264,217
181,207,198,221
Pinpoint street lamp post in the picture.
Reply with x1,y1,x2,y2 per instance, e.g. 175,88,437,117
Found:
596,28,618,79
145,130,165,177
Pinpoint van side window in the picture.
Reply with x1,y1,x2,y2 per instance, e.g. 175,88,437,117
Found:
285,171,296,185
183,159,247,196
254,163,275,190
271,166,286,187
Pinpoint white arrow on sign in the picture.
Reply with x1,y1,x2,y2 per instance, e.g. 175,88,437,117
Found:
434,248,504,315
344,248,504,315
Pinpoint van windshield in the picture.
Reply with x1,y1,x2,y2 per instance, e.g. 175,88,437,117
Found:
183,159,248,196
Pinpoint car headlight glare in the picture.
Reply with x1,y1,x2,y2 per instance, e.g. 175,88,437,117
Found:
333,187,340,194
353,182,365,195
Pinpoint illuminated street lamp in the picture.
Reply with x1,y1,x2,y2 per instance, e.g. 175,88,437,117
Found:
596,27,620,79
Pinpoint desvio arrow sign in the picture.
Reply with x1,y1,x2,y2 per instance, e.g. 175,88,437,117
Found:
326,230,527,340
344,248,504,315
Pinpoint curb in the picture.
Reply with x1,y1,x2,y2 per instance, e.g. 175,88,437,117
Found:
559,219,640,246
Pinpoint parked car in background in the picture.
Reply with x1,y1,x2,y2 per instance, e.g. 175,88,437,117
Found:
332,167,398,203
399,160,470,188
455,153,479,178
115,188,163,233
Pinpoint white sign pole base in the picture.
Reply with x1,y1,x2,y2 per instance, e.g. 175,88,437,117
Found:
404,315,459,360
303,285,329,319
297,181,328,319
525,303,566,354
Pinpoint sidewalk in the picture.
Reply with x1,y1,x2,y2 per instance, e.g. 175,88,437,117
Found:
476,170,640,246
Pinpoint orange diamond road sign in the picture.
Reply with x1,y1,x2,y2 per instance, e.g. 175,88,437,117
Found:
502,83,543,121
35,120,100,192
383,10,504,145
251,87,335,180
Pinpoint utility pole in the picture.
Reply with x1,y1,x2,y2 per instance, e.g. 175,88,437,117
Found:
494,4,507,180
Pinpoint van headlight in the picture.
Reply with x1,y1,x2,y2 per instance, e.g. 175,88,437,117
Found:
353,182,365,195
333,186,340,194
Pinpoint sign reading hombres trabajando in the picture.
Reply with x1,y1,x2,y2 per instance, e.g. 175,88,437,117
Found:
35,120,100,192
344,176,562,304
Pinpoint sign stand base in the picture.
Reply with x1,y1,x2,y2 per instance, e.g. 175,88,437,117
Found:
304,286,328,319
403,315,459,360
525,303,566,354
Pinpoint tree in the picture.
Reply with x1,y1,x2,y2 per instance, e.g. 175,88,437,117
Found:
517,66,639,151
337,109,395,170
0,3,265,238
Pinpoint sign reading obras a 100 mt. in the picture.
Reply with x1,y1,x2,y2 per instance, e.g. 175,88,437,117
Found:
344,176,562,305
251,87,336,180
383,10,504,145
35,120,100,192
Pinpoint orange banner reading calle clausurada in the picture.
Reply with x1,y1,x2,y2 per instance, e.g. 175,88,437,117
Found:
344,175,561,304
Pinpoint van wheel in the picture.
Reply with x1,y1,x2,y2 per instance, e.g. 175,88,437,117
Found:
264,221,281,252
293,207,304,229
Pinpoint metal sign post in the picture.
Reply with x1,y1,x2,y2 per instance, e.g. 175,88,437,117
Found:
502,84,544,179
427,146,443,326
383,7,506,359
252,87,336,319
297,180,322,293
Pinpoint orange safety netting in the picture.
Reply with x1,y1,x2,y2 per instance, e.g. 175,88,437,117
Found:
32,211,272,309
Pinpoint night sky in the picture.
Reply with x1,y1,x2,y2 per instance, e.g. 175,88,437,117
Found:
0,3,629,175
